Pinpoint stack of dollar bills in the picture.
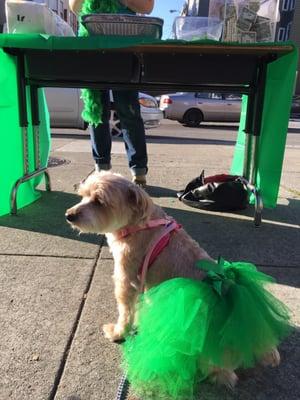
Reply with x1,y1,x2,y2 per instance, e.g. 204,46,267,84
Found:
218,0,275,43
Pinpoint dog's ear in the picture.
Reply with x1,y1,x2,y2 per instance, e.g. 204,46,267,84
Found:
128,185,153,223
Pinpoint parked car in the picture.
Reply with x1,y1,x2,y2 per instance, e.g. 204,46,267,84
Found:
109,92,163,136
160,92,241,127
45,88,163,133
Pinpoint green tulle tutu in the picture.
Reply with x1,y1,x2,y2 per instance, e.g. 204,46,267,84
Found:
121,259,291,399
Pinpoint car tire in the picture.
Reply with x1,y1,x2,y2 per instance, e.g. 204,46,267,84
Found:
182,109,203,127
109,109,123,137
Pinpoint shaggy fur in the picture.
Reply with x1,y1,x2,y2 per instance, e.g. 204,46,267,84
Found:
65,171,280,388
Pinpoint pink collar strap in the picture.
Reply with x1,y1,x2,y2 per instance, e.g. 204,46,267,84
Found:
115,218,173,240
114,218,182,292
138,219,181,292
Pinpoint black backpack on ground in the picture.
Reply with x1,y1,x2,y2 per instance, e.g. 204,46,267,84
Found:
177,170,248,211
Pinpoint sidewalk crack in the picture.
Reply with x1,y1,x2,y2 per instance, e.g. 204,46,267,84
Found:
0,253,95,260
48,237,104,400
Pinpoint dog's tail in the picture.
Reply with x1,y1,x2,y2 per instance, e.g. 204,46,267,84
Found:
121,260,292,399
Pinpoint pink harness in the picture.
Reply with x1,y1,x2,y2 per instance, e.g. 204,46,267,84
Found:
115,219,182,292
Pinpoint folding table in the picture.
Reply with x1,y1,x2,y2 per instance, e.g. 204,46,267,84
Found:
0,34,297,223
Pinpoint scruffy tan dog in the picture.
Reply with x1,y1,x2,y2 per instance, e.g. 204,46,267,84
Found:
66,171,210,337
65,171,280,388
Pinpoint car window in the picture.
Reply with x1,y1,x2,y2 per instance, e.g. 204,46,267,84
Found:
225,94,242,101
195,93,210,99
196,93,228,100
210,93,222,100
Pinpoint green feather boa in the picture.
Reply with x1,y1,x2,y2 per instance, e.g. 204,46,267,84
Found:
79,0,121,126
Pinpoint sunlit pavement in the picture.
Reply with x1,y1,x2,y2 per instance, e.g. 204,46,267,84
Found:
0,119,299,400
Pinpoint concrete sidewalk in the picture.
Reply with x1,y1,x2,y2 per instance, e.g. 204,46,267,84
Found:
0,133,299,400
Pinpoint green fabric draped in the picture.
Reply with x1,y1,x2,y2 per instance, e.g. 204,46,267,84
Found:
230,45,298,207
0,49,51,216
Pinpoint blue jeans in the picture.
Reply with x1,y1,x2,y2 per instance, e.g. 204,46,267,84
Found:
89,90,148,176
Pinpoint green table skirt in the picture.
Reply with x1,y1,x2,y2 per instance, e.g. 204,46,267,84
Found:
0,48,50,216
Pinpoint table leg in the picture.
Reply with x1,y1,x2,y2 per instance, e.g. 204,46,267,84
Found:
10,57,51,215
243,90,255,180
30,86,51,193
10,168,51,215
243,59,268,226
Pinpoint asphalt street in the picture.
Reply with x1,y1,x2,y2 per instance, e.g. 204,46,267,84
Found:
52,118,300,148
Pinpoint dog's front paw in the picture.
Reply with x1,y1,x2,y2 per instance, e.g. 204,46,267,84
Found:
103,323,126,342
210,368,238,389
260,348,281,367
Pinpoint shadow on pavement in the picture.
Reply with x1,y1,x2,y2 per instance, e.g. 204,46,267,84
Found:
0,190,99,245
288,127,300,133
0,188,299,281
146,185,179,198
144,135,236,146
160,202,300,288
148,184,300,228
195,328,300,400
185,123,239,131
127,329,300,400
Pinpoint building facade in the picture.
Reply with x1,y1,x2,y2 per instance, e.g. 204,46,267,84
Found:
43,0,78,33
0,0,5,32
290,0,300,94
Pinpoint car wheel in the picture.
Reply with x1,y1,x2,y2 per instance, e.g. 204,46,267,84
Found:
109,110,123,137
182,109,203,127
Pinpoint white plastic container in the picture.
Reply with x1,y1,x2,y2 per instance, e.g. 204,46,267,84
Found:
172,16,223,41
5,0,75,36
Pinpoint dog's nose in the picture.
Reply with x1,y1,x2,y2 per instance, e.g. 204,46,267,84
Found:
65,212,78,222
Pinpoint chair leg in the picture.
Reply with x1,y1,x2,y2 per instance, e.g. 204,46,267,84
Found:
238,177,263,227
10,168,51,215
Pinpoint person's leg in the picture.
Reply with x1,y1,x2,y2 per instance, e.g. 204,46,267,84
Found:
89,90,112,171
112,90,148,183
